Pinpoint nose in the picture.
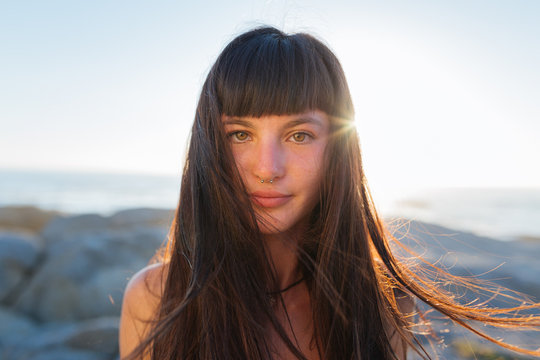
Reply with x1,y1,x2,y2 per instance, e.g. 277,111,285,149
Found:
252,138,285,183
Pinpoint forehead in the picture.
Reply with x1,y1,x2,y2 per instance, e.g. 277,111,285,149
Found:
222,110,329,129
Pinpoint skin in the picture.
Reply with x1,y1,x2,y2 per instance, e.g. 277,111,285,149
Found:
119,110,411,359
222,111,328,236
119,262,166,360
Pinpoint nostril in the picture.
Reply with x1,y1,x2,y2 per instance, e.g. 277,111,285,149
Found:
258,177,275,184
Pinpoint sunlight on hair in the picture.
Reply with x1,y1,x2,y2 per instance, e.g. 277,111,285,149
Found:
331,115,358,138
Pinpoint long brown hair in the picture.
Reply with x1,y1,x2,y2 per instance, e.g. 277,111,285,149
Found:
129,26,540,359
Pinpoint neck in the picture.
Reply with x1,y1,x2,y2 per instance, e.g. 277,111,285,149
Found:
263,228,304,290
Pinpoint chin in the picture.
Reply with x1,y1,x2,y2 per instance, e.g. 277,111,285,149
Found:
256,221,287,235
256,216,307,237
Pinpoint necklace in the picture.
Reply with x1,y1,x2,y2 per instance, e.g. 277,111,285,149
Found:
267,277,305,305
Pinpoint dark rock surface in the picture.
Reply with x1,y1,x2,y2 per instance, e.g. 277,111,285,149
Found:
0,231,43,303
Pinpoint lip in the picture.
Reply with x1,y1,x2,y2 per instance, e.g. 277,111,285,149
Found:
251,191,292,208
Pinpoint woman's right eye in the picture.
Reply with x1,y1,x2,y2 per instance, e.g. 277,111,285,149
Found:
229,131,250,142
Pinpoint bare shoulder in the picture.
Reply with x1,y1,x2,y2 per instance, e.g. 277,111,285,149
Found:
125,262,168,304
119,262,169,359
388,287,416,360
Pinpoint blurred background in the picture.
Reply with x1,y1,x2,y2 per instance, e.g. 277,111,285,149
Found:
1,1,539,359
2,0,539,241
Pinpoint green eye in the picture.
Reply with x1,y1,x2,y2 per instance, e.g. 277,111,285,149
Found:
234,132,248,141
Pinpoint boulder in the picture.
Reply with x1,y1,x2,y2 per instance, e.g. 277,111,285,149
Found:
23,317,118,354
0,307,39,347
6,347,107,360
41,208,173,245
63,317,119,355
0,231,44,303
15,227,166,321
41,214,110,245
0,206,61,233
109,208,174,229
2,316,118,360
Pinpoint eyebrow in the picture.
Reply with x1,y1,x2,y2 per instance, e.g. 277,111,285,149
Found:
223,115,324,130
284,116,324,129
222,118,256,128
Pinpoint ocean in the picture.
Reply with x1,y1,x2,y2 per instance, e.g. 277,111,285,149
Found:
1,169,539,242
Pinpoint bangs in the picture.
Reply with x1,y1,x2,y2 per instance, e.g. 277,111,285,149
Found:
215,28,349,118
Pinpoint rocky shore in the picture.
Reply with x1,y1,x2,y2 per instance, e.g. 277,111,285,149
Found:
0,207,173,360
0,206,538,359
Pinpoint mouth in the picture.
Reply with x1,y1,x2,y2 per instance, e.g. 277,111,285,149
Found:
251,191,292,208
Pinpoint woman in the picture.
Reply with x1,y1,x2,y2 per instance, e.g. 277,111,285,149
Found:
119,26,540,359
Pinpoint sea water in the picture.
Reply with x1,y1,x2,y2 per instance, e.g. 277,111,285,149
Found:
373,186,540,242
0,169,180,215
1,169,539,242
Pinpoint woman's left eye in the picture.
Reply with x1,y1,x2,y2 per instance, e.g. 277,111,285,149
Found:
289,132,311,143
233,131,249,141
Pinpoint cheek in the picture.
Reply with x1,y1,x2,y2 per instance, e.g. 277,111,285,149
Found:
299,147,325,177
231,150,248,177
311,146,327,193
296,151,325,195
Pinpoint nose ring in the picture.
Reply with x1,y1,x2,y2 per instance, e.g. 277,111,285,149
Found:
259,178,274,184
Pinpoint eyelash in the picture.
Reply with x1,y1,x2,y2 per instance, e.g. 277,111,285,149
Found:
227,131,314,144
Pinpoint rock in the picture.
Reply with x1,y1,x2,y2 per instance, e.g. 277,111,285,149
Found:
3,317,118,360
0,231,43,302
27,317,118,353
41,214,110,245
0,206,61,233
7,347,108,360
0,307,39,347
390,220,540,296
41,208,173,245
390,219,540,337
64,317,119,355
15,227,166,321
109,208,174,229
77,267,138,319
14,209,172,321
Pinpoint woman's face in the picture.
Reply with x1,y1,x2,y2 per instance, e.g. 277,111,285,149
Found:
222,110,330,235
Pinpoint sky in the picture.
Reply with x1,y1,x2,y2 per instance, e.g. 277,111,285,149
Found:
1,0,539,194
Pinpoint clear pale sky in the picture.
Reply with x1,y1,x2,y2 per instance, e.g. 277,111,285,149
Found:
1,0,539,192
